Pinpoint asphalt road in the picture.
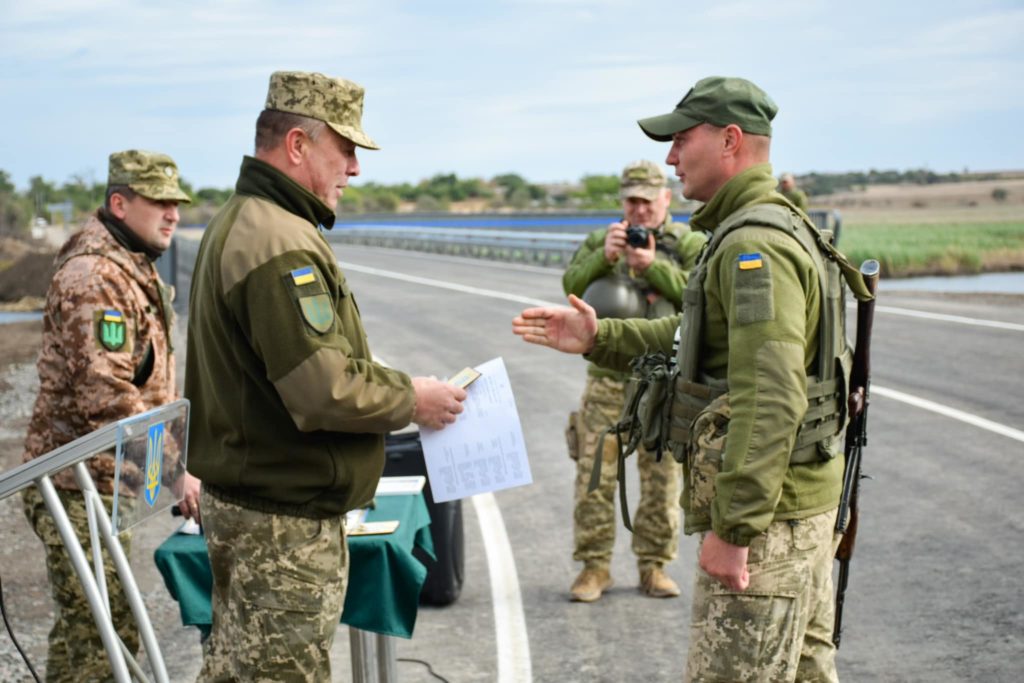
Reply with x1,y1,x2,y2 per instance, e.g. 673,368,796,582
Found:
3,241,1021,682
328,244,1024,683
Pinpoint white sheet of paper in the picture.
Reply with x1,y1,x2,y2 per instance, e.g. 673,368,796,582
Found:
420,357,531,502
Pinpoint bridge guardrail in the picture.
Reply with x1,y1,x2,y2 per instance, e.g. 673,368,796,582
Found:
326,210,841,266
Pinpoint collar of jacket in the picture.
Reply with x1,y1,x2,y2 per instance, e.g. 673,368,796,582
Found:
235,156,337,230
55,215,157,289
652,212,677,237
96,207,162,261
688,163,785,235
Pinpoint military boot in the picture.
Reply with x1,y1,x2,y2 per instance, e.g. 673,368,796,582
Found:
570,566,613,602
639,566,681,598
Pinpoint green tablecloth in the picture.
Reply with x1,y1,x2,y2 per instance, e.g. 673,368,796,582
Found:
154,493,433,639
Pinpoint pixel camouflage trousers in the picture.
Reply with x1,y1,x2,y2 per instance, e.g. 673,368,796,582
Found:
22,487,138,683
685,508,841,683
570,375,681,571
197,490,348,683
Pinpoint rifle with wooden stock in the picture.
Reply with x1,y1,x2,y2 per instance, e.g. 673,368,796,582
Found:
832,258,881,648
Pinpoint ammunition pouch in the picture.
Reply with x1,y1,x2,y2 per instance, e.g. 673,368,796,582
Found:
586,352,673,531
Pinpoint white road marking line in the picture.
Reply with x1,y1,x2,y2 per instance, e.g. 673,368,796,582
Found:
340,245,563,275
873,385,1024,443
849,302,1024,332
352,261,1024,446
472,493,533,683
339,261,562,307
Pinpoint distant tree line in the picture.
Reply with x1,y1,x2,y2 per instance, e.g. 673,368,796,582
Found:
0,166,1015,236
799,168,1008,196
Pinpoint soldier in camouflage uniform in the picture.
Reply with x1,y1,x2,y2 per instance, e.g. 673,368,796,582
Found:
185,71,466,682
562,160,706,602
21,150,201,682
515,77,873,681
779,172,809,211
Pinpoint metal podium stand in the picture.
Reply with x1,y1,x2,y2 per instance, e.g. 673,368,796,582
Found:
0,399,190,683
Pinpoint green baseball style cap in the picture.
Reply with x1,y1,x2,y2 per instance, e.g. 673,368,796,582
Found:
638,76,778,141
108,150,191,203
619,160,667,201
264,70,380,150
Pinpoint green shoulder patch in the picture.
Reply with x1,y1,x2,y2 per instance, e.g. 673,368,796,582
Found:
299,294,335,333
733,252,774,325
94,309,129,352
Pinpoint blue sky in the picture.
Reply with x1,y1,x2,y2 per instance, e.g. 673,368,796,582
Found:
1,0,1022,190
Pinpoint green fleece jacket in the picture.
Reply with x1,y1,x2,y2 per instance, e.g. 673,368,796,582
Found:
587,164,843,545
185,156,415,519
562,214,706,380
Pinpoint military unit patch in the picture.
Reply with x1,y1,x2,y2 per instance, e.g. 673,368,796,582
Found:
738,252,764,270
299,294,334,333
97,309,127,351
291,266,317,286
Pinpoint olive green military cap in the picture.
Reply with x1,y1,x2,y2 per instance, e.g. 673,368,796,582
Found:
108,150,191,203
638,76,778,141
619,160,667,201
265,70,380,150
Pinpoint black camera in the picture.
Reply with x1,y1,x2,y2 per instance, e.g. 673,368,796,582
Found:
625,225,650,248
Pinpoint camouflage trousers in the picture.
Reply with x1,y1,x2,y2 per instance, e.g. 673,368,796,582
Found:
21,486,138,683
197,489,348,683
684,508,842,683
568,375,680,570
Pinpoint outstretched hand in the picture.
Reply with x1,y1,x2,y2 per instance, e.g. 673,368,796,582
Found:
512,294,598,355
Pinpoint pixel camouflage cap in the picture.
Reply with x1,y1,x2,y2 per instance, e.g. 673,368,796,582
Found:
619,160,667,201
107,150,191,203
265,70,380,150
638,76,778,141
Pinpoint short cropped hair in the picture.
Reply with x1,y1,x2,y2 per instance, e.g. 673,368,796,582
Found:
255,110,327,153
105,185,138,209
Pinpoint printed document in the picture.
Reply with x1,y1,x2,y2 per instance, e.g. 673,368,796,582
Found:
420,357,531,502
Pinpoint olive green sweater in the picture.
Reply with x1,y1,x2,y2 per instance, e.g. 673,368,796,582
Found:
185,157,415,518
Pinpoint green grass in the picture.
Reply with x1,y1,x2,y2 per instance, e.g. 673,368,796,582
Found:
836,220,1024,278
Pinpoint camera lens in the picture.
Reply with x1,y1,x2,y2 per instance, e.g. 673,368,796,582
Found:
626,226,649,248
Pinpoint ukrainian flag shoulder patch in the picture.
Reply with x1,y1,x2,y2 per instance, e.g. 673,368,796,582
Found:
103,310,123,322
290,266,316,286
738,253,763,270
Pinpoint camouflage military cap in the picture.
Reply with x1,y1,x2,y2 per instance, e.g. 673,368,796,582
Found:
638,76,778,141
108,150,191,203
265,71,380,150
619,160,667,201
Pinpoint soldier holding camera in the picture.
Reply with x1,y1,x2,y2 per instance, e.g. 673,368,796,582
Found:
560,160,706,602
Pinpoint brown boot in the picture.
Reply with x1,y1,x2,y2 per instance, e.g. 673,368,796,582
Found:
570,567,613,602
639,566,681,598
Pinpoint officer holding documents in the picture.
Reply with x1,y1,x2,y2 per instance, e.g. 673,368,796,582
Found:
514,76,873,681
562,160,705,602
21,150,200,682
185,70,466,682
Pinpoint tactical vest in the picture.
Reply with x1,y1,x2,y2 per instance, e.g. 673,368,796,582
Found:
666,202,872,465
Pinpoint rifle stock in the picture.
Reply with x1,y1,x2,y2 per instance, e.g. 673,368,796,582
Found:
833,259,880,648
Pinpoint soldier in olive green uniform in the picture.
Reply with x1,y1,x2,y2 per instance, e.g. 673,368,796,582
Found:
22,150,200,682
779,172,809,211
562,160,706,602
514,77,873,681
185,71,466,683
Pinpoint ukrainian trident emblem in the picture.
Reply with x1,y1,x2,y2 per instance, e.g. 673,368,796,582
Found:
145,422,164,506
98,310,126,351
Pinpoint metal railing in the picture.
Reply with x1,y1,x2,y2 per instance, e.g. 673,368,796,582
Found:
0,400,190,683
326,210,842,265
